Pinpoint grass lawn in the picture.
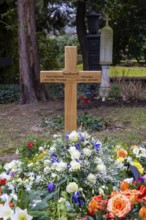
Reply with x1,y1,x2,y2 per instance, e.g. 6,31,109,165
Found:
0,102,146,159
77,64,146,77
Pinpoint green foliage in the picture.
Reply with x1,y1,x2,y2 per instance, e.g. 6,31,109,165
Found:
39,113,109,132
56,35,80,68
104,0,146,64
0,0,18,84
17,138,47,160
40,114,64,132
109,83,121,100
0,84,19,104
78,112,107,131
37,33,59,70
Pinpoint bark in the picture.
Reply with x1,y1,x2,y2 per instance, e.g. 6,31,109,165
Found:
76,0,88,70
17,0,47,104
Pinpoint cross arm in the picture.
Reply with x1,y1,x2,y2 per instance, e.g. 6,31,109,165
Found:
78,71,101,83
40,71,64,83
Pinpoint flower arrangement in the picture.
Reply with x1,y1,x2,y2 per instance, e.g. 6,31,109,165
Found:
0,131,145,220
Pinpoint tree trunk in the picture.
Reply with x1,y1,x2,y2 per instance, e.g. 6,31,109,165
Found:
17,0,47,104
76,0,88,70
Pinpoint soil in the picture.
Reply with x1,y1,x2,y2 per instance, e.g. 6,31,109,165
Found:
0,98,146,162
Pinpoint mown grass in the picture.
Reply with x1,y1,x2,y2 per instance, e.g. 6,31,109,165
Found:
77,64,146,77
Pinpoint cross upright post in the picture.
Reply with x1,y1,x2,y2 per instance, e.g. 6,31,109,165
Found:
40,46,101,132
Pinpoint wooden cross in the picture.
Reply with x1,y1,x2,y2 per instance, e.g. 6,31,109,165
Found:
40,46,101,132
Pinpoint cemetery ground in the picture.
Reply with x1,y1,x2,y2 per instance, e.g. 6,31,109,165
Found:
0,98,146,161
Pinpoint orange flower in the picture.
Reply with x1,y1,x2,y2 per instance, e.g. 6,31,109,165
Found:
120,189,140,205
107,193,131,218
139,206,146,219
120,181,129,191
117,149,128,158
111,191,119,197
88,195,107,215
9,202,14,207
88,199,98,215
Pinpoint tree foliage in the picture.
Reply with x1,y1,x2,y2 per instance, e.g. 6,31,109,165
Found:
104,0,146,64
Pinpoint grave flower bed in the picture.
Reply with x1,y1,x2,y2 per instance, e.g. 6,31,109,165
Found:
0,131,145,219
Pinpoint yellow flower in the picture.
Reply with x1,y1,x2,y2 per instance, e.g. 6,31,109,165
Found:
32,151,47,163
132,162,144,175
116,157,125,163
131,145,139,149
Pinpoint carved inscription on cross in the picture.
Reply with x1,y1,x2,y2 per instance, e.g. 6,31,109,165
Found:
40,46,101,132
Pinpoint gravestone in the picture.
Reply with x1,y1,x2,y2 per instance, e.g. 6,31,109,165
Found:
40,46,101,132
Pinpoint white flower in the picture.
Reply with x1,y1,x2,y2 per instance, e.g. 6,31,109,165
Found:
96,164,107,174
70,160,80,171
35,176,42,184
123,178,134,184
94,158,102,164
82,131,91,139
126,156,133,163
87,173,96,184
49,146,56,152
4,160,22,172
70,150,81,160
0,202,14,219
0,172,10,181
44,167,50,174
10,207,33,220
27,163,33,168
115,145,122,149
56,161,67,172
98,185,108,195
68,146,76,153
39,146,44,151
0,193,10,203
66,182,79,193
133,148,140,156
83,148,92,157
44,160,50,166
68,131,78,142
58,197,66,203
51,173,57,178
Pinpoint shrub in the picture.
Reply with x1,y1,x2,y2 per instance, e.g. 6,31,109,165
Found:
0,84,19,104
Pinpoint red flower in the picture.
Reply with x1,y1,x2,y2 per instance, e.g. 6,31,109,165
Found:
83,97,89,104
138,185,146,197
0,178,6,185
27,141,34,148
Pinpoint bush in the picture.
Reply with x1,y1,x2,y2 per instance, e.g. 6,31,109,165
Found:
0,84,19,104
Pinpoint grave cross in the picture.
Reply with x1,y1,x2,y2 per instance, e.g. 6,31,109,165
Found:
40,46,101,132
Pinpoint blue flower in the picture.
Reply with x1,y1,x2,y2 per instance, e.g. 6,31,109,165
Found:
51,156,59,163
65,132,69,140
47,183,55,192
93,141,101,151
75,143,80,149
72,192,84,207
79,133,84,142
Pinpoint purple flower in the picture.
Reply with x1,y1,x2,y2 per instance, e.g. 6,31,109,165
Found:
51,157,59,163
75,143,80,149
47,183,55,192
51,152,57,157
93,141,101,151
66,132,69,140
11,172,15,177
72,192,84,207
79,133,84,142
